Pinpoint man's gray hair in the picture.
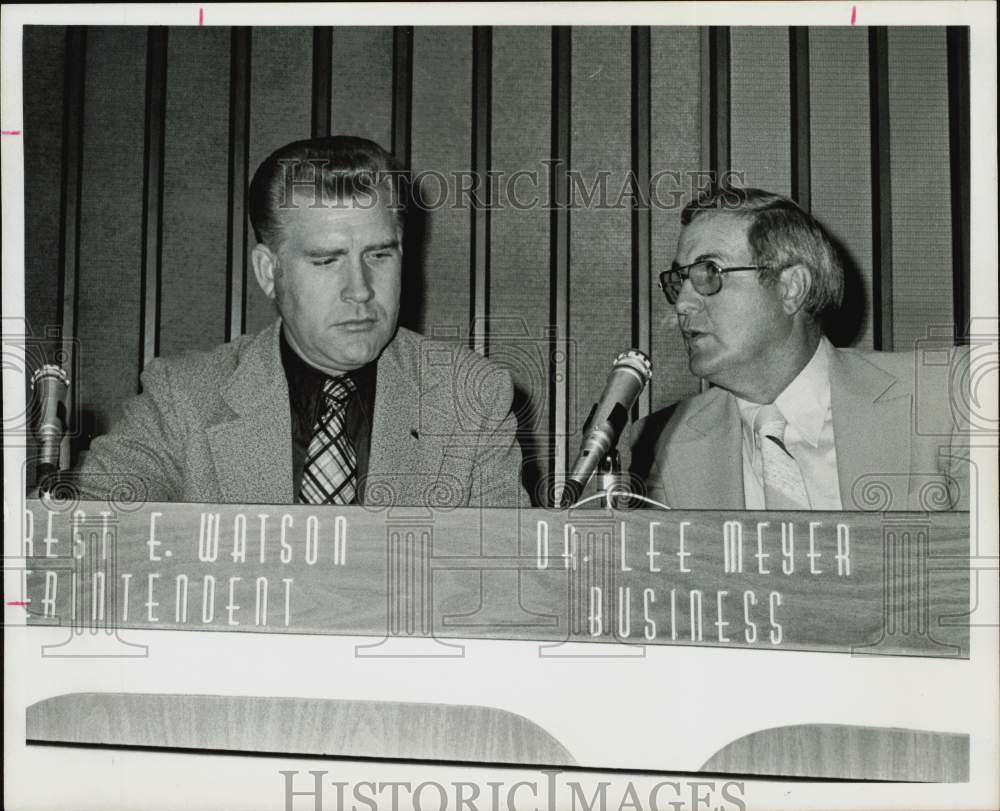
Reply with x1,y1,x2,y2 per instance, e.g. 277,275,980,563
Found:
681,186,845,316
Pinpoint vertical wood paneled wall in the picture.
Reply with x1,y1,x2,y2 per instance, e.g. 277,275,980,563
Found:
22,25,970,501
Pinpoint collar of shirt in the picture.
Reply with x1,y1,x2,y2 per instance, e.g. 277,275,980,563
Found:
279,327,376,435
737,335,833,453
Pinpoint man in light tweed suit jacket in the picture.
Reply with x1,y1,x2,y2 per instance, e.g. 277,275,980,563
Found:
75,136,525,508
629,186,967,512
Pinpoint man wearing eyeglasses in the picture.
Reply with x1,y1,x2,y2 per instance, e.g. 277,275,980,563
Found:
630,186,968,512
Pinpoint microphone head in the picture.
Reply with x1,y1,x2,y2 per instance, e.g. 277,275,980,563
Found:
612,349,652,384
580,349,653,441
31,364,70,437
31,364,70,392
563,349,653,505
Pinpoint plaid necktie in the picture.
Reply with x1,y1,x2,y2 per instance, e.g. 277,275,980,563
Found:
755,404,811,510
299,376,357,505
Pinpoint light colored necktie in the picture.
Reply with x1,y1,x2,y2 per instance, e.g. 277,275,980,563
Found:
755,403,811,510
299,376,357,505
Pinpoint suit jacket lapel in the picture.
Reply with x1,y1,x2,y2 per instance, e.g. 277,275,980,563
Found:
208,321,294,503
367,329,432,505
662,388,745,509
830,349,912,510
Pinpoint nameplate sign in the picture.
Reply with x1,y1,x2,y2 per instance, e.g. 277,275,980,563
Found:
20,500,968,657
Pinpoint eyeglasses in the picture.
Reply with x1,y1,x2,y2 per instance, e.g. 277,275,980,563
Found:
657,260,767,304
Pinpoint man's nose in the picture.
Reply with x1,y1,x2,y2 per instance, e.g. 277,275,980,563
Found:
342,254,374,302
673,279,704,317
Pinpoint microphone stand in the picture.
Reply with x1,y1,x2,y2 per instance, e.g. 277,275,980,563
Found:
35,466,60,498
560,446,636,510
560,444,672,511
595,449,630,509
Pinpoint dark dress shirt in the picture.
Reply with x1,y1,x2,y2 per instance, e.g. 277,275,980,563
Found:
280,329,376,503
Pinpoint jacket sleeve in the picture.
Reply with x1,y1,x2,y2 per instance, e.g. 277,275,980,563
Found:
640,453,672,510
72,359,186,504
624,408,677,510
941,345,971,511
465,363,530,509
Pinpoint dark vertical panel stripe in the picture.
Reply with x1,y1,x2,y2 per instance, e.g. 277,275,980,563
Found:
226,28,251,341
471,27,492,355
702,26,730,179
700,28,711,178
790,27,811,210
140,28,168,371
631,26,652,418
311,27,332,137
698,26,730,394
549,26,571,503
389,28,415,328
392,27,413,168
61,27,87,467
947,26,970,340
868,27,893,351
60,28,85,381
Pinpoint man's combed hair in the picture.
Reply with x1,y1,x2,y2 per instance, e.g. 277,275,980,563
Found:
681,186,845,316
249,136,408,247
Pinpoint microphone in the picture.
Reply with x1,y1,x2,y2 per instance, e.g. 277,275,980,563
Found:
31,364,70,492
561,349,652,508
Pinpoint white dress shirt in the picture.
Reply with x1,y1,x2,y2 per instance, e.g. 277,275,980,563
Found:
736,337,843,510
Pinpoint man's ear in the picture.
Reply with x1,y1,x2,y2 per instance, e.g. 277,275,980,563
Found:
777,264,812,315
251,244,278,300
